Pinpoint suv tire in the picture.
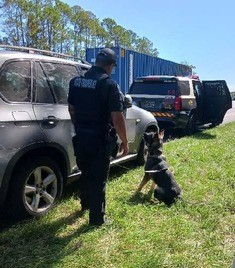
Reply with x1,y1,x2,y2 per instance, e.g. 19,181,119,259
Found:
7,157,63,219
184,112,197,135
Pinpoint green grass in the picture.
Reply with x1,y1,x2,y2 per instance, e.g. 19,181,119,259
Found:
1,123,235,268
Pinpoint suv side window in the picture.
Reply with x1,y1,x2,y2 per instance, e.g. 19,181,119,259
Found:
0,61,31,102
35,62,54,103
203,82,227,96
41,62,79,104
178,81,190,95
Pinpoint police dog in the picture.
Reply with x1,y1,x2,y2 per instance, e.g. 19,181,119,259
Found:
136,130,182,206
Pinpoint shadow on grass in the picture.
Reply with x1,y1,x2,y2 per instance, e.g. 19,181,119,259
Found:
127,191,186,209
109,161,138,181
0,215,18,232
127,191,157,206
193,129,217,140
0,161,138,232
0,162,144,267
163,128,217,141
164,127,217,141
60,161,139,203
0,208,104,267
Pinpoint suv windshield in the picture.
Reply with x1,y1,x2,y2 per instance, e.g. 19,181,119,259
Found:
130,80,178,95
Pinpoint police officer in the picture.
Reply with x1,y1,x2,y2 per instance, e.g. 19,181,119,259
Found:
68,48,129,226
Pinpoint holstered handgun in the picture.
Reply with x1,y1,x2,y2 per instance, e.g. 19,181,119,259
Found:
105,126,119,158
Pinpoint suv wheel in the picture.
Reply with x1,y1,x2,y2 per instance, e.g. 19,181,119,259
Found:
7,157,63,219
184,112,197,135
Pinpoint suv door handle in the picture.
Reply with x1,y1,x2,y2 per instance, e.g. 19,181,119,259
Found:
42,116,59,125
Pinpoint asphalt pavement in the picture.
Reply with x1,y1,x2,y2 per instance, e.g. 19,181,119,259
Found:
222,101,235,124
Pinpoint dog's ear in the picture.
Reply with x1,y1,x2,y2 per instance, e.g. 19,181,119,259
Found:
143,132,149,142
144,132,151,144
158,129,165,140
144,132,156,144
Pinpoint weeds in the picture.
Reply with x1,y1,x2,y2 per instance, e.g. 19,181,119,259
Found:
0,123,234,268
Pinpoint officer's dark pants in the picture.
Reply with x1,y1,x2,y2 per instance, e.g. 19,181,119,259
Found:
73,136,110,225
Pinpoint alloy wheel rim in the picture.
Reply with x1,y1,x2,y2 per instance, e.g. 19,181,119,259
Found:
24,166,57,213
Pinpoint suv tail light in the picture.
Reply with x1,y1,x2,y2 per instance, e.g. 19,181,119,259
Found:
174,96,182,111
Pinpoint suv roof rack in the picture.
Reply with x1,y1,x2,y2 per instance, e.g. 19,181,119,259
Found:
0,45,90,65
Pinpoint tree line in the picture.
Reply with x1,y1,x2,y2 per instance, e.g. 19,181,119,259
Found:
0,0,159,60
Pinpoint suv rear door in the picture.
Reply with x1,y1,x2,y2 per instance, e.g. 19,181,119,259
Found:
201,80,232,124
0,60,45,149
32,61,80,171
129,77,179,112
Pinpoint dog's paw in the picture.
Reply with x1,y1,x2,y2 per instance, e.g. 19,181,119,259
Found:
146,189,154,198
132,191,145,200
128,191,146,204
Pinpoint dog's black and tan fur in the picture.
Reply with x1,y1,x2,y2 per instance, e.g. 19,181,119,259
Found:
136,130,182,206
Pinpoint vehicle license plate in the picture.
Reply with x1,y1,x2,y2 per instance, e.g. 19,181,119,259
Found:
144,100,155,109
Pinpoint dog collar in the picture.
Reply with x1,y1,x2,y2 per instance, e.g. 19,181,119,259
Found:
145,168,168,173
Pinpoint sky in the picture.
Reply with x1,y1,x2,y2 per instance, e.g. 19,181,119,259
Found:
65,0,235,91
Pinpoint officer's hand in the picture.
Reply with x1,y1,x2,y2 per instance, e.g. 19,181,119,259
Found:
119,142,129,156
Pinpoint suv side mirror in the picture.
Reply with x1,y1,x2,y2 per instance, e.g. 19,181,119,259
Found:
124,94,132,109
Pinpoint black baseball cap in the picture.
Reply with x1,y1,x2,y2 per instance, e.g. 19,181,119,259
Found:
96,48,117,66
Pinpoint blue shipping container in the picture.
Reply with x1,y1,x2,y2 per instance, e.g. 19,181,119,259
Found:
86,47,192,94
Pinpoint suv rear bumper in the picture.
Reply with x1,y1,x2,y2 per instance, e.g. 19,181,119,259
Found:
152,111,190,129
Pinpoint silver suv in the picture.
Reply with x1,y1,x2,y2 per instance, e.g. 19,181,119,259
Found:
0,45,158,219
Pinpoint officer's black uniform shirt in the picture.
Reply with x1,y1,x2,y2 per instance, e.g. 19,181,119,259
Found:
68,66,124,143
